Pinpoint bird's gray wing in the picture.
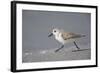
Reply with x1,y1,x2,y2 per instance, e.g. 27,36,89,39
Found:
61,32,82,40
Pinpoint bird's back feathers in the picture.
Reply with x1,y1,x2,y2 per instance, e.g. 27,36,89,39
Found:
61,32,85,40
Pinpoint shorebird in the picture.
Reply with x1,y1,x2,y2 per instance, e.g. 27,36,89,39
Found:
48,28,86,52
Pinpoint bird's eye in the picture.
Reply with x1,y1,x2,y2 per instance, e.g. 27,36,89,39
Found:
54,30,56,32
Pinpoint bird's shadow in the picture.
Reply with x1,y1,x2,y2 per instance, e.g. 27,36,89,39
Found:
54,48,90,53
72,49,90,52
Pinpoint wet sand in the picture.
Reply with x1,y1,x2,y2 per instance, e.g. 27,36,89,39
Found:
22,47,91,63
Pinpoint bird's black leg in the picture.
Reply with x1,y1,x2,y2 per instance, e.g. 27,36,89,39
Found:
55,45,64,53
72,41,89,52
73,41,80,50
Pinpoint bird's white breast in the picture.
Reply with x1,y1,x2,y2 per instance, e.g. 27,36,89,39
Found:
55,33,66,44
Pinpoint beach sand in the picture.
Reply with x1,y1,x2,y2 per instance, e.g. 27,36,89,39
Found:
22,47,91,63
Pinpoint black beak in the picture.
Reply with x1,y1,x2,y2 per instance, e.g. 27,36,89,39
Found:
48,33,53,37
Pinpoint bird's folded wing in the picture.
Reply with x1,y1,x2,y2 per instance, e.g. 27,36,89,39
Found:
61,32,81,40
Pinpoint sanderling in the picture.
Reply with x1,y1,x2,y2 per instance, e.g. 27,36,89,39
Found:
48,28,86,52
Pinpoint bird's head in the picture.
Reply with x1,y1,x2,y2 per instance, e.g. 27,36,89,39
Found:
48,28,60,37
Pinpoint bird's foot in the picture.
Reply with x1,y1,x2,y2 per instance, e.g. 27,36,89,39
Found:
55,45,64,53
55,49,60,53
